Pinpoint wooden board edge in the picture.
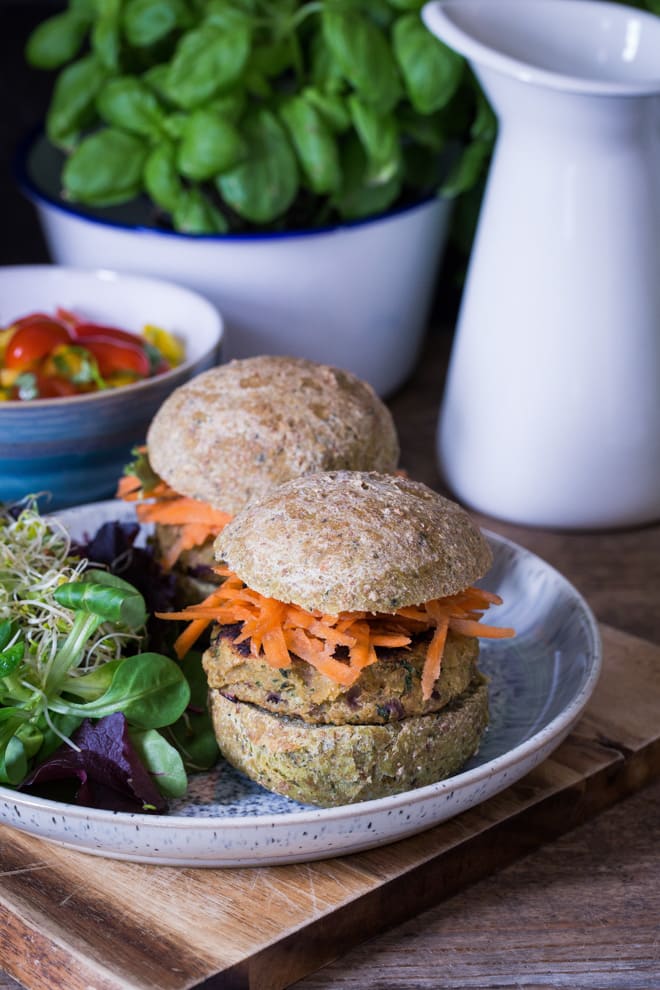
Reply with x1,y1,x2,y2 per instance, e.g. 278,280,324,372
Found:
210,737,660,990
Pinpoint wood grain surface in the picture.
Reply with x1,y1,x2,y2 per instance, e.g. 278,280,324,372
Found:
1,624,659,990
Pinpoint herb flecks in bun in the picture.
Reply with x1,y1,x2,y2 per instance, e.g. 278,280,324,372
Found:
146,359,399,513
158,472,514,806
118,357,399,592
216,471,492,613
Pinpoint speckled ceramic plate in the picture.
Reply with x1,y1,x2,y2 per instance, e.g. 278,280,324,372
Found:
0,501,601,867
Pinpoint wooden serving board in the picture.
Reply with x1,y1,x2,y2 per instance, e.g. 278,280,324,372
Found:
1,623,659,990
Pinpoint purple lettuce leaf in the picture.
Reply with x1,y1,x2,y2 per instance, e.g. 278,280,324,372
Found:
20,712,167,813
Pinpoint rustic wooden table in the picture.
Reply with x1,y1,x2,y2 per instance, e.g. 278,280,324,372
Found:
1,329,658,990
2,3,659,987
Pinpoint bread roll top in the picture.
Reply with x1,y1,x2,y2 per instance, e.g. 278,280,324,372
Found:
216,471,492,614
146,356,399,513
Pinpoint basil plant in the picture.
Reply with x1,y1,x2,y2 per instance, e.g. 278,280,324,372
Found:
26,0,495,234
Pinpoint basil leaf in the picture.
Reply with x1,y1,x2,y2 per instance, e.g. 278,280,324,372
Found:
144,140,184,212
309,29,345,94
91,0,122,72
217,108,298,223
440,137,492,199
386,0,424,9
46,54,110,149
202,0,256,31
207,90,246,123
398,106,448,151
333,134,401,220
25,10,91,70
249,38,295,78
348,95,402,186
280,96,341,195
322,9,401,114
142,63,177,106
303,87,351,134
177,109,246,180
393,13,464,114
123,0,192,47
172,187,229,234
165,23,251,109
97,75,167,139
62,128,148,206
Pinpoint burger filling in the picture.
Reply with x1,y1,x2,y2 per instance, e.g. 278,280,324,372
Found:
204,623,480,724
159,568,514,701
117,447,232,571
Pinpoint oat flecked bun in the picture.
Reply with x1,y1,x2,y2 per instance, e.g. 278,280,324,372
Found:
146,356,399,513
216,471,493,614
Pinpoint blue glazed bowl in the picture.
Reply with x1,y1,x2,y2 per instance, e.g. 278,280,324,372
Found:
0,265,223,510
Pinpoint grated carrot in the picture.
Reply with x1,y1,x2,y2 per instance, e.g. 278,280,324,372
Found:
157,571,515,699
117,461,232,569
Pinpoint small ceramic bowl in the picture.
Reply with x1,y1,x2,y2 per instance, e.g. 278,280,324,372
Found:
17,132,452,397
0,265,223,510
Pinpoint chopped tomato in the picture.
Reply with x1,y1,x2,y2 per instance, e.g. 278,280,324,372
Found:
1,308,182,401
4,318,73,371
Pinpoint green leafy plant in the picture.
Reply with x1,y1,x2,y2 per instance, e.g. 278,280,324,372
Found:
0,501,198,806
26,0,494,234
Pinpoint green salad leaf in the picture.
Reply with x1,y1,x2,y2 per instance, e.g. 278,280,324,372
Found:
0,500,199,806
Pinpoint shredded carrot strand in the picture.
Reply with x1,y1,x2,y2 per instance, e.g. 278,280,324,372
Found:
158,570,515,697
118,463,232,568
173,617,212,661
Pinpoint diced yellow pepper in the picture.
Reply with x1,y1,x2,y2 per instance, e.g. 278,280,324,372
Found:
142,324,185,367
0,326,15,363
0,368,19,388
105,372,141,389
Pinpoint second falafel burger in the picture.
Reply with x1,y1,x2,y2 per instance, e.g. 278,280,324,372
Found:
162,471,514,807
118,356,399,598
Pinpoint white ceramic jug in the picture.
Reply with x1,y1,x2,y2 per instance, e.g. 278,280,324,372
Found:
423,0,660,529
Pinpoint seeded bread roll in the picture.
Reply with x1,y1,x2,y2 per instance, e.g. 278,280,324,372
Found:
216,471,492,614
209,675,489,807
146,356,399,513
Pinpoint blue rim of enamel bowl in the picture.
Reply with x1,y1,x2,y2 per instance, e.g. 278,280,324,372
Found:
15,127,441,244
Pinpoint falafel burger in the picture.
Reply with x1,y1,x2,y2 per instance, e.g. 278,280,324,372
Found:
161,471,515,807
117,356,399,599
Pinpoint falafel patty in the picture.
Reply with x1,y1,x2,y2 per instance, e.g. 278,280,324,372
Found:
209,674,489,806
202,626,479,725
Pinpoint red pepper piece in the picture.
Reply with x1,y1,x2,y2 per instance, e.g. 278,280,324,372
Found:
71,322,147,348
81,336,151,378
